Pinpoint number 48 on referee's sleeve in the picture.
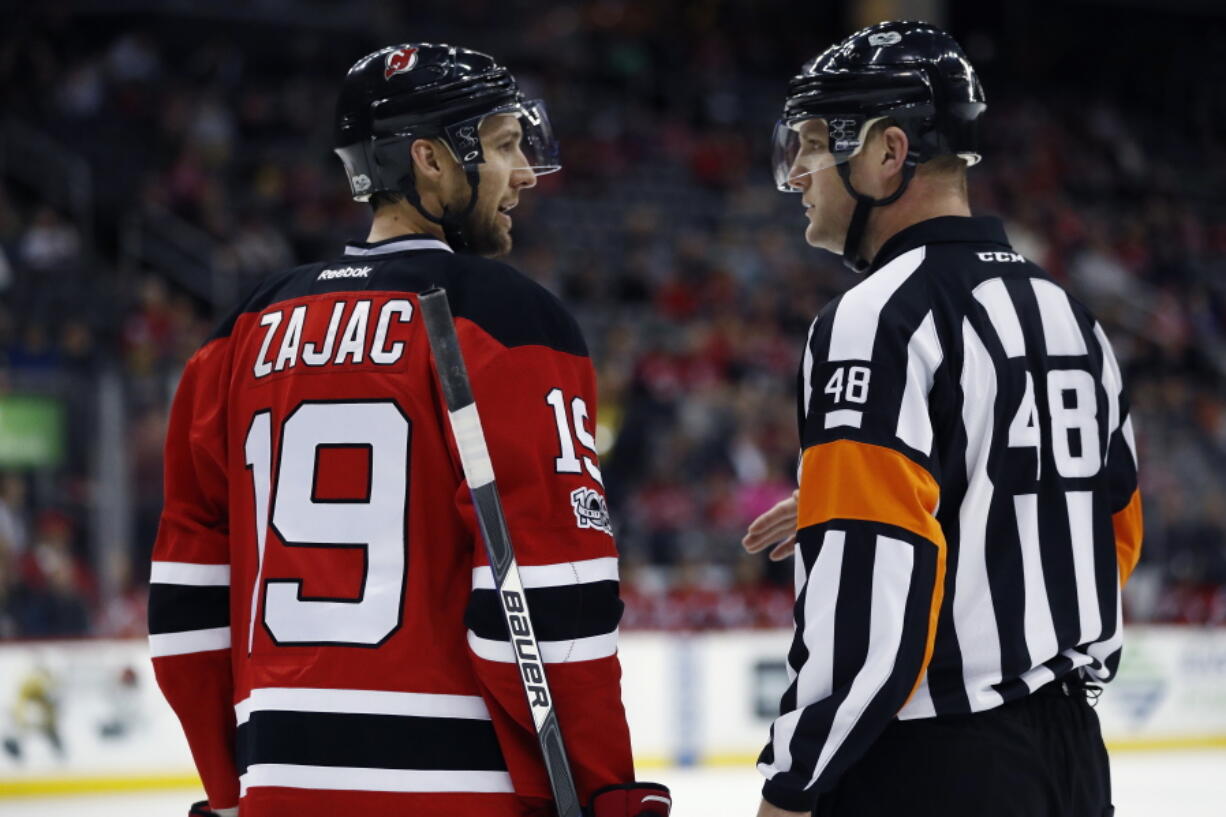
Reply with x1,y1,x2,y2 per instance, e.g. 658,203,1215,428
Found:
824,364,872,405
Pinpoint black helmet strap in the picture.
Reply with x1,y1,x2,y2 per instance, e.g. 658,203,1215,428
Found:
398,157,483,253
835,153,917,273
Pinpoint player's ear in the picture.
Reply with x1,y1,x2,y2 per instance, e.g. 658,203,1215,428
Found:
409,138,449,186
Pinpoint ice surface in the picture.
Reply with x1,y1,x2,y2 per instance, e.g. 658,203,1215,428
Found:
4,749,1223,816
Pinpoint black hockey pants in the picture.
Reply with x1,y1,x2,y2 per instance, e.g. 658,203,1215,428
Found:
813,676,1114,817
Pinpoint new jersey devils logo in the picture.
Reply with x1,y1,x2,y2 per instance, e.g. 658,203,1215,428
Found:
384,47,419,80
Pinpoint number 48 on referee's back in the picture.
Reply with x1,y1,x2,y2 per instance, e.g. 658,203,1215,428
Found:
1008,368,1100,479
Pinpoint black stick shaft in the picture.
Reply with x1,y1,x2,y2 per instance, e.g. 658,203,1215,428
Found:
419,286,582,817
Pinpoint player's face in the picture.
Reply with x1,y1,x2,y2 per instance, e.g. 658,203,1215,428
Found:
460,114,538,257
788,119,854,252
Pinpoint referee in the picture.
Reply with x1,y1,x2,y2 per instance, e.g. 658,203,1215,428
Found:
743,21,1141,817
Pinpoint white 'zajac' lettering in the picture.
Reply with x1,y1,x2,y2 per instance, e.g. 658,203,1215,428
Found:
334,301,372,365
274,305,308,372
253,311,283,378
371,299,414,364
252,299,414,379
302,302,346,366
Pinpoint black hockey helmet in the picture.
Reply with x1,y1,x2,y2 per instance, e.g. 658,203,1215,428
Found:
772,22,986,271
334,44,560,250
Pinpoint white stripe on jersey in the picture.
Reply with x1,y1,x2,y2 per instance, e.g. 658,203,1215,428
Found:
1066,490,1104,644
1061,648,1098,675
897,672,936,719
466,629,619,663
1014,494,1059,665
1030,279,1088,356
824,409,863,429
1122,415,1138,466
1017,661,1056,694
148,626,230,658
896,310,944,455
343,238,454,256
235,687,492,726
470,556,619,591
764,531,846,779
972,278,1026,358
801,316,820,420
807,536,913,789
828,247,926,362
150,561,230,586
955,322,1004,711
1086,588,1124,681
788,552,807,686
240,764,513,796
1094,322,1123,446
797,531,844,706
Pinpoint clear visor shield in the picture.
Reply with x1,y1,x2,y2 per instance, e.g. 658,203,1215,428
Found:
514,99,561,174
456,98,561,175
770,115,880,192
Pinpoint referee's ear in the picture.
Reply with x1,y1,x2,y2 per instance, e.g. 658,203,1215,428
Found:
877,125,910,180
853,123,911,201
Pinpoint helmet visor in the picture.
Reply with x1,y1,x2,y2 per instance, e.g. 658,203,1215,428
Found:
770,115,881,192
455,98,561,175
513,98,561,175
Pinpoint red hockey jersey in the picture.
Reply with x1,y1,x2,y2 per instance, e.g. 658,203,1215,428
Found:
148,235,634,816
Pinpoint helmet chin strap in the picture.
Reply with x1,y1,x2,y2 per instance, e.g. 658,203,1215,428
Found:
835,154,918,273
399,164,482,252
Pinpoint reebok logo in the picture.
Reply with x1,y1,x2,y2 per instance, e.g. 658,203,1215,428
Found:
977,251,1025,263
318,266,372,281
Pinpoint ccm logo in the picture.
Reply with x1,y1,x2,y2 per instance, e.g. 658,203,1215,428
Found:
978,251,1025,263
503,590,551,709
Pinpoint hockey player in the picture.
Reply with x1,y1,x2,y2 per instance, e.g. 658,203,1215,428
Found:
744,22,1140,816
149,43,669,817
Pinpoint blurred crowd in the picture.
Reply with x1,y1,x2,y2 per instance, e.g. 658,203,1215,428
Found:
0,3,1224,638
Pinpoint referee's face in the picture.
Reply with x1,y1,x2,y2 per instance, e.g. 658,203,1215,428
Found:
789,119,854,253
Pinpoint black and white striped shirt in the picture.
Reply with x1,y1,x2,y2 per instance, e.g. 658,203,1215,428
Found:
759,216,1143,811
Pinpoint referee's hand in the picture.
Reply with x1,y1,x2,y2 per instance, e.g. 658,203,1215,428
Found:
742,490,799,561
756,798,808,817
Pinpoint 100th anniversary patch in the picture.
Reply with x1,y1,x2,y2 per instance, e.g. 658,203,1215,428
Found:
571,487,612,536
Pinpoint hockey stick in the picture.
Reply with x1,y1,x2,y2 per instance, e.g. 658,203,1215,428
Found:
419,286,583,817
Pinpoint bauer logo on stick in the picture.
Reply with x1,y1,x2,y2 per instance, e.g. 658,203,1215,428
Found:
384,46,419,80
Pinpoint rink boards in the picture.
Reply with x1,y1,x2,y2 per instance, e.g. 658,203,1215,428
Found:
1,626,1224,796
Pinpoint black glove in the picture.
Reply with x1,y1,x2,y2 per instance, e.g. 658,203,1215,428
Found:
589,782,672,816
188,802,236,816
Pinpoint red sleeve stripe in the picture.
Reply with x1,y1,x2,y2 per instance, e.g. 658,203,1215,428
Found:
467,629,619,664
149,626,231,658
150,561,230,586
470,556,619,590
